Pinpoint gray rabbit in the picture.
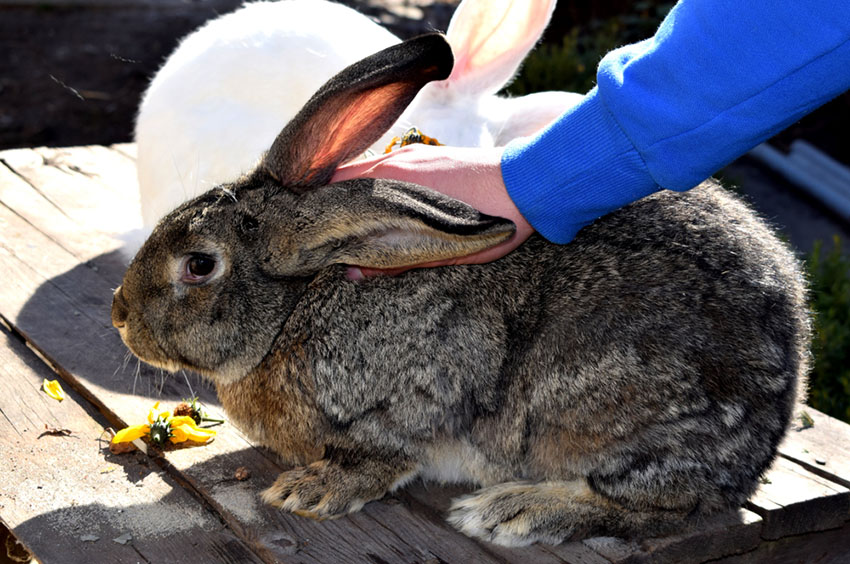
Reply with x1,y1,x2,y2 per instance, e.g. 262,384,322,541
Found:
112,34,810,546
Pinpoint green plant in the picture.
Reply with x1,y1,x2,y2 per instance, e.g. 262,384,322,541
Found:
506,26,614,96
806,236,850,422
507,2,675,96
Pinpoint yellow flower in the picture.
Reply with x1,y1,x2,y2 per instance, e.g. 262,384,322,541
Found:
42,379,65,401
111,401,216,447
170,416,216,443
112,424,150,443
147,401,171,425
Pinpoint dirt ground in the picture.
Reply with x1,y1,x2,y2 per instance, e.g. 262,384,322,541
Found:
1,1,233,149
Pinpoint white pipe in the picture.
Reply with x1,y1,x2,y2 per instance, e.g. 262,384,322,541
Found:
785,150,850,201
789,140,850,197
748,142,850,222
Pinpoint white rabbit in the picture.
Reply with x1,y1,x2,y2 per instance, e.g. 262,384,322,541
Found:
135,0,399,233
384,0,582,150
134,0,580,242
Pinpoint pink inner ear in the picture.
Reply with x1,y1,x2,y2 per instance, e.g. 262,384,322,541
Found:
445,0,556,93
300,83,408,184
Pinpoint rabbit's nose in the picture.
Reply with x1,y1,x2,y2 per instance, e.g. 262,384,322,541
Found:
112,286,128,329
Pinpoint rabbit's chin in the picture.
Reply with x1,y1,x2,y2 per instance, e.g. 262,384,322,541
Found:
117,329,181,374
122,342,244,388
139,356,184,375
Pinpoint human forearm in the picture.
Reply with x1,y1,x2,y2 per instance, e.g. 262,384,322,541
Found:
504,0,850,243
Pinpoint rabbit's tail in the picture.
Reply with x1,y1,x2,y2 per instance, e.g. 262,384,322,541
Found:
448,479,704,546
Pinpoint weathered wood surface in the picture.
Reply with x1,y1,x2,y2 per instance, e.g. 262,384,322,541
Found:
780,408,850,491
746,456,849,540
1,144,850,563
0,322,262,563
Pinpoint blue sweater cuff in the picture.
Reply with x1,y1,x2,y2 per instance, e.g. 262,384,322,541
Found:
501,87,660,244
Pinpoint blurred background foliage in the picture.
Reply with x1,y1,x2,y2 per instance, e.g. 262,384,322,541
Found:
508,1,674,96
807,239,850,422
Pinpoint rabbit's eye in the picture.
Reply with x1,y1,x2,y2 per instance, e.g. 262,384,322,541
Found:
181,254,217,284
189,256,215,276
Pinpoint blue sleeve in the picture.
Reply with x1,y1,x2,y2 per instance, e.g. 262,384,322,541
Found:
501,0,850,244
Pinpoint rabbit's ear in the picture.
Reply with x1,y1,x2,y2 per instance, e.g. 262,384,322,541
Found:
268,180,515,275
264,34,453,191
444,0,556,95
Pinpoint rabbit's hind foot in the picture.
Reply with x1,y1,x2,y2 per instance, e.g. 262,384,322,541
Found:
262,454,416,520
447,479,685,546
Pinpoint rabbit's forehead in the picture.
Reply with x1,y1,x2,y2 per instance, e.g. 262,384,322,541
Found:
173,191,244,236
137,210,227,268
188,203,228,231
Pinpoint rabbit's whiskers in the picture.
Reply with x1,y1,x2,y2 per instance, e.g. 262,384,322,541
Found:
181,369,196,398
132,357,141,395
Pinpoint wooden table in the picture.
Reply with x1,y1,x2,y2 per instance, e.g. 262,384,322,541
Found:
1,145,849,563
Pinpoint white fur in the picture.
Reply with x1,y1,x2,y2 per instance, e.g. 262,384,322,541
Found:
384,0,582,150
135,0,581,247
419,438,507,486
136,0,398,233
447,480,590,546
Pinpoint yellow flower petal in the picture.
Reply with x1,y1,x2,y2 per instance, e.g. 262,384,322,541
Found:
169,421,216,444
146,401,172,425
112,424,150,443
173,416,216,432
42,379,65,401
147,402,159,424
169,415,198,427
169,425,189,443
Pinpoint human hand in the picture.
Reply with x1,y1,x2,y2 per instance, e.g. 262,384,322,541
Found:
332,144,534,277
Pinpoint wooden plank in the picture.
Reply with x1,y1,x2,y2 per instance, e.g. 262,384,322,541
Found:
1,147,141,236
712,521,850,564
583,509,762,564
745,455,849,540
401,480,612,563
33,145,139,201
779,408,850,491
0,160,124,264
0,147,510,563
0,324,263,564
0,163,130,291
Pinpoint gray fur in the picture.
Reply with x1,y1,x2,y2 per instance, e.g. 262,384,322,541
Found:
113,34,810,545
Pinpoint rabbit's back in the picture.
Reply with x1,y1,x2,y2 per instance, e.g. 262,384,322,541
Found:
299,181,808,512
510,182,808,509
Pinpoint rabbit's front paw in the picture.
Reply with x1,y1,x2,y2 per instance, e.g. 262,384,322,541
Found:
262,458,399,519
447,481,593,546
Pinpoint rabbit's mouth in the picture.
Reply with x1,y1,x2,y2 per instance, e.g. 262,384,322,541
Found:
112,285,184,373
136,345,182,373
116,321,183,374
